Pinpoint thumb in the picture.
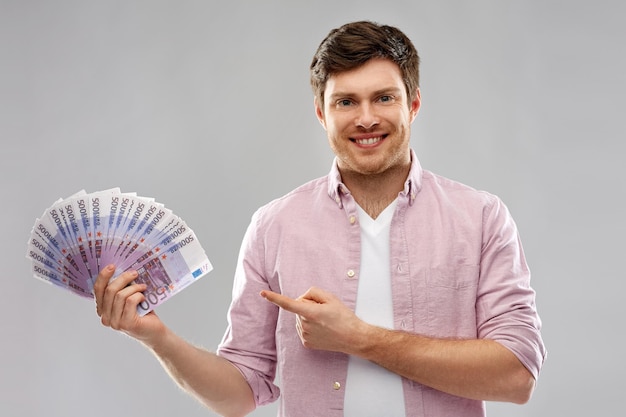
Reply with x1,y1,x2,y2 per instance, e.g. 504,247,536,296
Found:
300,286,335,304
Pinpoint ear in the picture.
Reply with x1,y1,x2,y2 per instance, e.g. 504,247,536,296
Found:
314,97,327,130
409,88,421,123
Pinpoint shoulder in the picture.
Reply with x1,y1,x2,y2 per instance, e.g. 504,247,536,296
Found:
420,169,499,208
251,175,330,225
416,170,520,244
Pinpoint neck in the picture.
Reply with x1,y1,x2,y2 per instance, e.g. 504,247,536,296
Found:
340,163,410,219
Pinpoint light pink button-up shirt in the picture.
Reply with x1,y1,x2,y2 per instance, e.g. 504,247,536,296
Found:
218,151,546,417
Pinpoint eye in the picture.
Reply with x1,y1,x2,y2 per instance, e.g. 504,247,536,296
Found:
378,95,394,103
336,99,353,107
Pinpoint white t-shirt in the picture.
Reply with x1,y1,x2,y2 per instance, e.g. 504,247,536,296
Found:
344,200,406,417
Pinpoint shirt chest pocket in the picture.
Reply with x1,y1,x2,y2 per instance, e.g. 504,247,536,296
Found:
425,265,479,337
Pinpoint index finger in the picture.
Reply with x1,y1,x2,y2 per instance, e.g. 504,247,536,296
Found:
260,290,314,316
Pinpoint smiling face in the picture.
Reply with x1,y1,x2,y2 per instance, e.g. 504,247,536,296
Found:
315,58,421,179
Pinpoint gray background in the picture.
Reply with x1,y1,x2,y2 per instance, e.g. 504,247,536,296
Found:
1,1,624,416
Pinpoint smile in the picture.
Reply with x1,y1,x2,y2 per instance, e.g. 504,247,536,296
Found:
351,135,386,145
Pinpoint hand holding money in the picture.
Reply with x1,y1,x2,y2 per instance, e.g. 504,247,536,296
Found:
94,264,166,344
26,189,213,316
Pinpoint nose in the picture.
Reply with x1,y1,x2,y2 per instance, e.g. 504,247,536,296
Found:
355,103,378,129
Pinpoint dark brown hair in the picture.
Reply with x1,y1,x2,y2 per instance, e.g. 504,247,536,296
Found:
310,21,420,108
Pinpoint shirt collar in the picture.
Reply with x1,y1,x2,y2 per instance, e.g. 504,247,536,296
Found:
327,149,423,208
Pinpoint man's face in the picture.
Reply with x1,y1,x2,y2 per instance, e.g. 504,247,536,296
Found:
315,58,421,178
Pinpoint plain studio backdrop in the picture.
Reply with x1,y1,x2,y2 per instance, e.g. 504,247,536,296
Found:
1,1,624,416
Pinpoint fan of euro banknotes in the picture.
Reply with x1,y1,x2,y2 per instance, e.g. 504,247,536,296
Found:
26,188,213,316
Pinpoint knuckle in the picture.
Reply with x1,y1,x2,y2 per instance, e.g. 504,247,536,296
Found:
113,291,124,304
124,296,136,310
104,285,117,298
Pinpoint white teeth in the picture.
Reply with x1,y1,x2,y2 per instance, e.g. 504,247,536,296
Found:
355,136,382,145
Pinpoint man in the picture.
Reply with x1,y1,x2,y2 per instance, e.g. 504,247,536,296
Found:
95,21,546,417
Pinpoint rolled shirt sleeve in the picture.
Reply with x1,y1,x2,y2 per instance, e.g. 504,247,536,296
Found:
217,210,281,406
476,196,546,379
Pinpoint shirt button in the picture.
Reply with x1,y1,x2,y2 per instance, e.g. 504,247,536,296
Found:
349,215,356,224
333,381,341,390
346,269,355,278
